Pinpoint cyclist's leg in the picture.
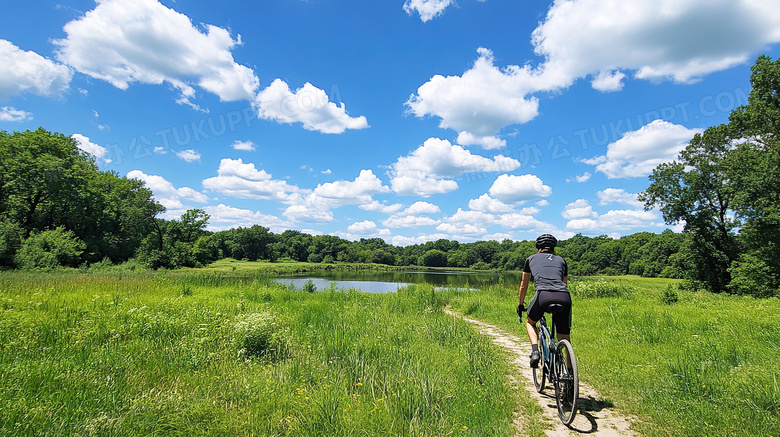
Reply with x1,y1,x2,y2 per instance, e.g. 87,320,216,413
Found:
551,293,572,342
526,318,538,344
526,291,544,345
552,297,573,368
526,292,545,367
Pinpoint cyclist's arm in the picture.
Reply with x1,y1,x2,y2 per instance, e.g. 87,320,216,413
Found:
563,275,568,284
518,272,531,305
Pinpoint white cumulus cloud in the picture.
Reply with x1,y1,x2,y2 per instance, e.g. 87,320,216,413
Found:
582,120,703,179
255,79,369,134
403,0,455,22
54,0,258,107
202,158,302,201
232,140,256,151
389,137,521,196
561,199,597,220
406,48,541,144
71,133,109,162
126,170,208,215
0,106,33,122
0,39,72,99
488,174,552,204
205,203,289,232
407,0,780,142
534,0,780,88
176,149,201,163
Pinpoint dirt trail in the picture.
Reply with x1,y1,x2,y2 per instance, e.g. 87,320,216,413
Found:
444,309,638,437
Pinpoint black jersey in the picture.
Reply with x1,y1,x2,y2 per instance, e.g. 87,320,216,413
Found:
523,252,569,293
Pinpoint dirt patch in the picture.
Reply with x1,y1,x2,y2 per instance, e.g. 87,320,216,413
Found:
444,309,638,436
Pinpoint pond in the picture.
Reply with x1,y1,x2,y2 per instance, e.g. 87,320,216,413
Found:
273,269,524,293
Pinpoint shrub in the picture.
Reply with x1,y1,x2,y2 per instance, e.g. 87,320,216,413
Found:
660,284,679,304
302,279,316,293
728,253,779,298
15,227,86,269
232,312,287,360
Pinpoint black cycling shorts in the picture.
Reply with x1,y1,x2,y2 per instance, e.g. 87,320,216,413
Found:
527,290,572,335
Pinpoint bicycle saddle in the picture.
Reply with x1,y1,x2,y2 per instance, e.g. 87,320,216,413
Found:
545,303,565,314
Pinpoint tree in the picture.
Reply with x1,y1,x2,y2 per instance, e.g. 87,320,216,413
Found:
0,128,163,264
640,126,740,292
177,209,210,244
0,219,23,267
135,209,212,269
419,249,448,267
723,55,780,296
641,55,780,295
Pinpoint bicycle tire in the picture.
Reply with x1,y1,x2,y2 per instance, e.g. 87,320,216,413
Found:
554,339,579,425
532,325,546,393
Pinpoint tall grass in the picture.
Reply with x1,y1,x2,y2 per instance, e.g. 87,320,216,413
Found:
446,275,780,437
0,271,522,436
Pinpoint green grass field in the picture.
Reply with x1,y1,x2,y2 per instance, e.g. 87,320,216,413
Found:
0,270,540,436
448,275,780,436
1,268,778,436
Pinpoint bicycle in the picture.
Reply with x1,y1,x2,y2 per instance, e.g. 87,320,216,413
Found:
530,303,579,425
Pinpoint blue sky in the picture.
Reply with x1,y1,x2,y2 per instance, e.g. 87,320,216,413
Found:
2,0,779,245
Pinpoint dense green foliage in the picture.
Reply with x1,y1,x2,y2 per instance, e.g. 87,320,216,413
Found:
0,128,720,283
641,55,780,296
0,128,163,265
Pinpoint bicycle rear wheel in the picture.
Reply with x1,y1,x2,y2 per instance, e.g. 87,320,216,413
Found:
532,327,546,393
554,339,579,425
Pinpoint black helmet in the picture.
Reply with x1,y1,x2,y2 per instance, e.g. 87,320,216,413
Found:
535,234,557,249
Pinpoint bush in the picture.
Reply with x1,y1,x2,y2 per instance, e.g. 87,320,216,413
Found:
232,312,287,360
660,284,679,304
728,253,779,298
15,227,86,269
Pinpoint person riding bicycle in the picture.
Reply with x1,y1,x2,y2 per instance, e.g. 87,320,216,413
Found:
517,234,571,368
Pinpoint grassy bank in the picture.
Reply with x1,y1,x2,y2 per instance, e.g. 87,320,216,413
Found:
447,275,780,437
4,267,777,436
0,270,541,436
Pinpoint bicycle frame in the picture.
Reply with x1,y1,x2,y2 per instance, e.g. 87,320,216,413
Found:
532,311,579,425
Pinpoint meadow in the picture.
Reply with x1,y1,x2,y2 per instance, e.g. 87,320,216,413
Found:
1,266,778,436
448,276,780,436
0,269,541,436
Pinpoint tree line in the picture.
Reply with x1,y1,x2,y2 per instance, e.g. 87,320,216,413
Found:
0,127,685,277
2,55,778,297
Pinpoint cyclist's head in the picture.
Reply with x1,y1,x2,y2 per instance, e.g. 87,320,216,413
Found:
535,234,558,250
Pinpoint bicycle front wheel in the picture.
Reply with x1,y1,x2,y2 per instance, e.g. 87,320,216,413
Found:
554,339,579,425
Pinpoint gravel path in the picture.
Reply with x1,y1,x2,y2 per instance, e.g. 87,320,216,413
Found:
445,309,639,436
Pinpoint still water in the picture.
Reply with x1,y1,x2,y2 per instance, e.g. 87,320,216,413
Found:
273,269,524,293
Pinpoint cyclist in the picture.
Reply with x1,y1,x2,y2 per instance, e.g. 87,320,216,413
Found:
517,234,571,368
